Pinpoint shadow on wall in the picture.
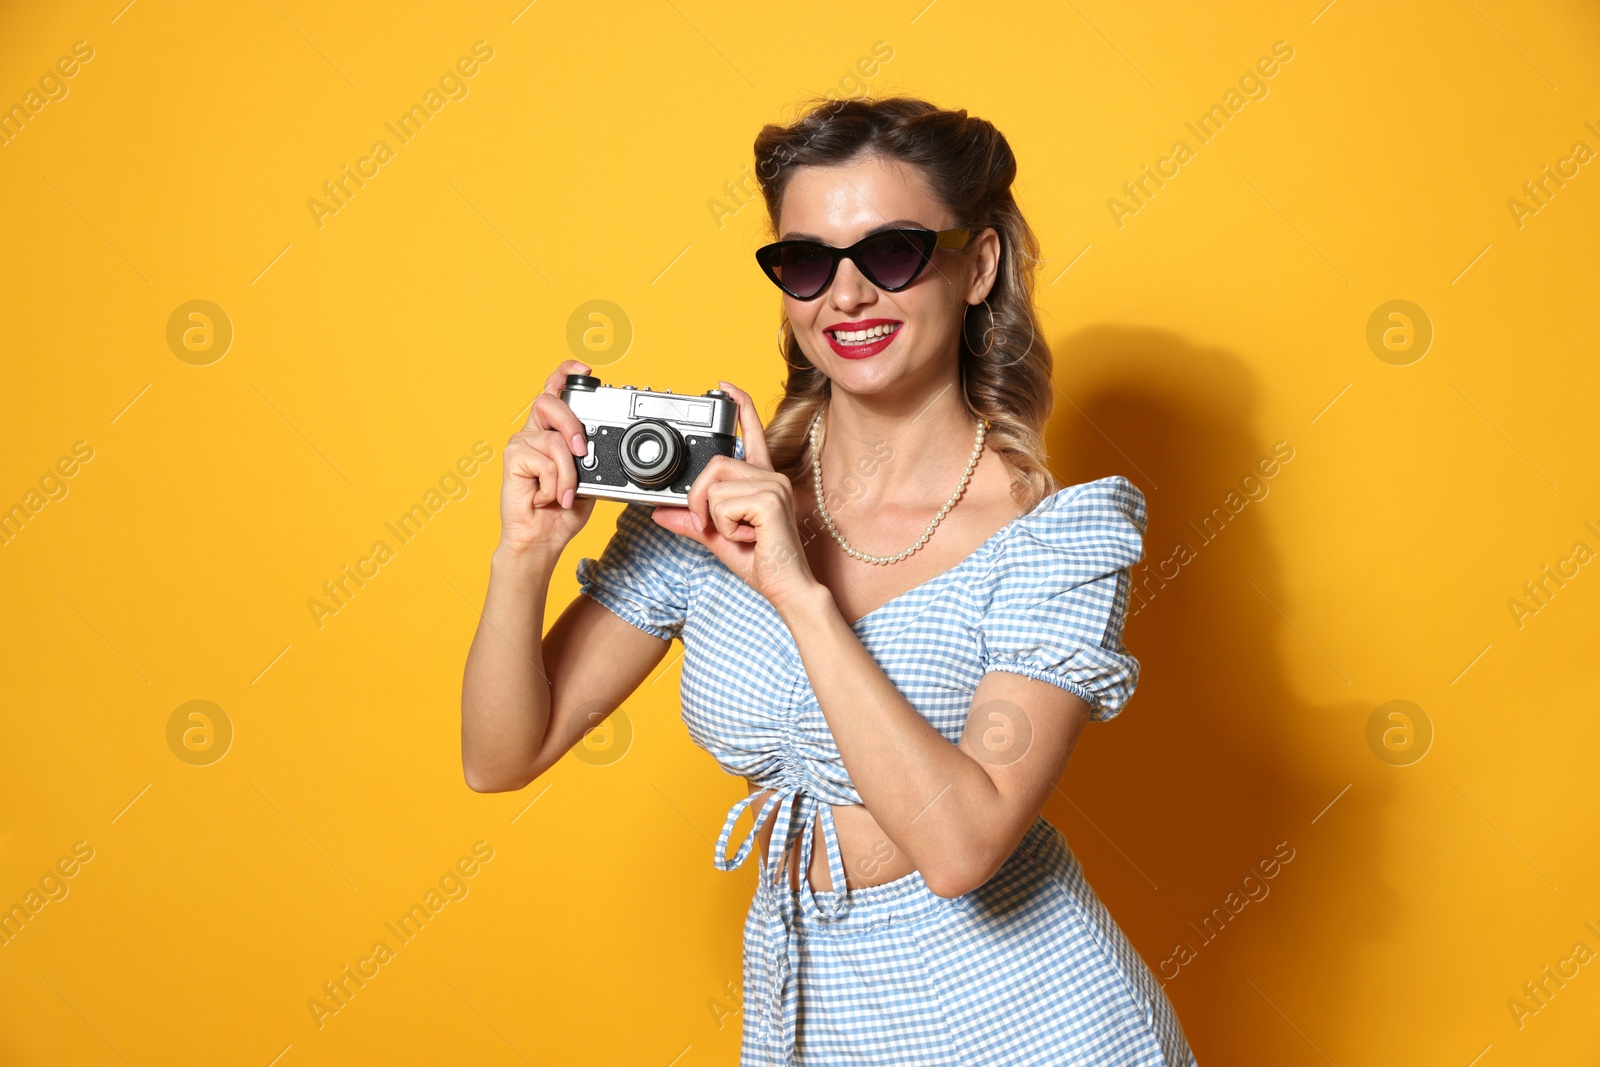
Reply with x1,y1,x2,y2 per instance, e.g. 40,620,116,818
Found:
1040,323,1393,1060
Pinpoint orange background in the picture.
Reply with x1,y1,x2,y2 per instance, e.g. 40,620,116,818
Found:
2,1,1598,1064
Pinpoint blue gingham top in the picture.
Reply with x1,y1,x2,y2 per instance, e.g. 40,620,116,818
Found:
576,451,1148,922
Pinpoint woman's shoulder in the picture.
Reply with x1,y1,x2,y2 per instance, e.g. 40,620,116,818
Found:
996,474,1147,570
1010,474,1145,530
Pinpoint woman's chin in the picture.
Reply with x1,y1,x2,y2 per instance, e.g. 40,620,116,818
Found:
828,362,898,391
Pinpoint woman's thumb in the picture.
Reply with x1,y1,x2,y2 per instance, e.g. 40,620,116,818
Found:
650,505,705,543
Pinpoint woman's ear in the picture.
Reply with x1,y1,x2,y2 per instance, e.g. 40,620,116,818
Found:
967,225,1002,303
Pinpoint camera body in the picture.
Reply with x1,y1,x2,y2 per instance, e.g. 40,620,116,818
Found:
559,374,739,506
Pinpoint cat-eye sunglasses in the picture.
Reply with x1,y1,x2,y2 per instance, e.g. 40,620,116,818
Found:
754,227,972,301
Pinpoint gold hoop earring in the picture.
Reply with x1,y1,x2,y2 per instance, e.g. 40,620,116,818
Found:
777,321,788,359
967,298,996,358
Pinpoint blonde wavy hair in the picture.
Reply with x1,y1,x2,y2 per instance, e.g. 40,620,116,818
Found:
752,94,1059,511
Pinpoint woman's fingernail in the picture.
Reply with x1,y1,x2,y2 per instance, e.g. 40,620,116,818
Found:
562,488,575,509
571,433,587,453
718,380,732,391
691,512,704,531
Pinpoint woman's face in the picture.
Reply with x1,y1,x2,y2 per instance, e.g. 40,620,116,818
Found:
776,155,994,398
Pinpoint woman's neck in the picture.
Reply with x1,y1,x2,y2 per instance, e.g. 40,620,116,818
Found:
817,378,983,511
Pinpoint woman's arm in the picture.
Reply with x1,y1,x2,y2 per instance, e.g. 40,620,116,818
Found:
774,585,1091,898
460,356,676,793
460,541,672,792
460,543,558,792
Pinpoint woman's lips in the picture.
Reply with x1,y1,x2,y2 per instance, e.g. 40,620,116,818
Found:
825,325,901,359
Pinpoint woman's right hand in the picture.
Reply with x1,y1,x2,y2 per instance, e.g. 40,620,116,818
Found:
498,359,599,555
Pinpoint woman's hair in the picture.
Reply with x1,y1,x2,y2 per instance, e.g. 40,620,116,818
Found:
752,94,1059,510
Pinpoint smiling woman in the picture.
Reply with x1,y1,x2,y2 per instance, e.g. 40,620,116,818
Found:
460,94,1197,1066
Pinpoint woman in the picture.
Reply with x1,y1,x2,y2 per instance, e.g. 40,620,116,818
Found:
461,95,1197,1065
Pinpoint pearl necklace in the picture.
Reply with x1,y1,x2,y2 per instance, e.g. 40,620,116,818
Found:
808,406,989,566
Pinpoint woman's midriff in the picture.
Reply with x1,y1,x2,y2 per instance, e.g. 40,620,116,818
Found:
743,781,919,892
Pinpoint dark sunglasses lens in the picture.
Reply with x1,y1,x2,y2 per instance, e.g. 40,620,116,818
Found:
859,231,928,290
773,244,834,298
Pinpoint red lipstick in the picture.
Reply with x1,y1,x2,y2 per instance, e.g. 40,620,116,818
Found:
824,318,903,360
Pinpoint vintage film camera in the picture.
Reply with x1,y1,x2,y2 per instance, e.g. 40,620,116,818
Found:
559,374,739,506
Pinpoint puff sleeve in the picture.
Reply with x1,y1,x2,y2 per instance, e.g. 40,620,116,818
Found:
576,502,706,642
975,476,1148,722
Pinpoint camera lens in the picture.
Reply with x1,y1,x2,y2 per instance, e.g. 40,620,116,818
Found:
619,419,684,489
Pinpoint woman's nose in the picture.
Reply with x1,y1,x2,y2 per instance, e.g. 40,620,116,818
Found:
827,257,875,310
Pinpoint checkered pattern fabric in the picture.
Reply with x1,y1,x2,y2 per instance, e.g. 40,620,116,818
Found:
577,471,1196,1064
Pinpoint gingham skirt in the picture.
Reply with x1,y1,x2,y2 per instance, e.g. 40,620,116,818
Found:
740,814,1198,1066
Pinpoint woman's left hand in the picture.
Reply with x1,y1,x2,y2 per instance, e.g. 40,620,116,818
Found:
649,381,820,617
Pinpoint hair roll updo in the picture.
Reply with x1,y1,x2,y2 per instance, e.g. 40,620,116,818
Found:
752,94,1059,510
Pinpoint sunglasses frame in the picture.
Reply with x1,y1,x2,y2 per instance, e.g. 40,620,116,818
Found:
754,226,973,301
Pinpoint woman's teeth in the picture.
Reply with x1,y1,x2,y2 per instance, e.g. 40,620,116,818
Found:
830,323,901,344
